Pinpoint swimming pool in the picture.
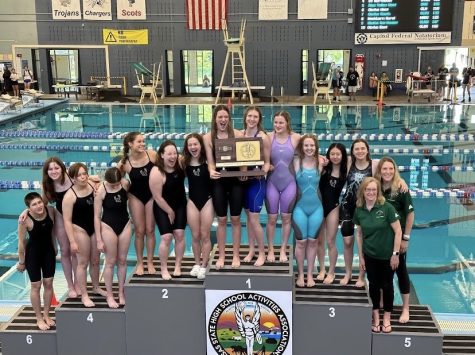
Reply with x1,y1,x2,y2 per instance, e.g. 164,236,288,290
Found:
0,103,474,314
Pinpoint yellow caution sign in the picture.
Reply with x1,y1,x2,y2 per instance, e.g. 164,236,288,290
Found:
103,29,148,45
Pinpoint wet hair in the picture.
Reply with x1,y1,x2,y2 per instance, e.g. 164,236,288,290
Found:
324,142,348,181
68,163,88,178
350,138,371,164
374,156,402,198
183,133,206,167
156,140,183,176
273,111,292,133
24,192,43,207
211,105,233,141
356,177,385,208
243,106,265,133
104,167,122,184
42,156,67,202
296,134,319,169
121,132,142,164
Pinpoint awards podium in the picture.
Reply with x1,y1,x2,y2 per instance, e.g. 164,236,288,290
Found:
55,284,126,355
293,274,372,355
124,257,206,355
0,251,450,355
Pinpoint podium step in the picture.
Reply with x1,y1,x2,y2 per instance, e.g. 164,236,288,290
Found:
205,245,294,291
125,256,206,355
55,282,126,355
0,305,57,355
372,305,443,355
443,334,475,354
293,274,372,355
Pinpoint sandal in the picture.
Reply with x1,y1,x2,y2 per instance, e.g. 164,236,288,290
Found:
371,325,381,333
381,324,392,333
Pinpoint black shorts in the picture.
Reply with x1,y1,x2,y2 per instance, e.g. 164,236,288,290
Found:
153,203,187,235
331,79,339,89
212,177,243,217
25,247,56,282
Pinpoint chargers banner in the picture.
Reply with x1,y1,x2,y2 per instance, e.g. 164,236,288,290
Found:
82,0,111,20
117,0,146,20
298,0,328,19
52,0,81,20
259,0,288,20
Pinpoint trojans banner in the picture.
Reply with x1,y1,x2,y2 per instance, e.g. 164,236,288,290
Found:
258,0,288,20
117,0,146,20
82,0,112,20
298,0,328,19
51,0,81,20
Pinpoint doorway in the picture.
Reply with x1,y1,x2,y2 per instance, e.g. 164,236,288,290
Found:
181,50,213,94
49,49,79,84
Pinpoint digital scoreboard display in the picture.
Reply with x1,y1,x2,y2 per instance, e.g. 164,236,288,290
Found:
356,0,452,33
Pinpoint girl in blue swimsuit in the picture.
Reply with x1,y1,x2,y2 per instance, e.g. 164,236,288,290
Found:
242,106,270,267
94,167,132,308
118,132,158,276
182,133,214,279
292,135,324,287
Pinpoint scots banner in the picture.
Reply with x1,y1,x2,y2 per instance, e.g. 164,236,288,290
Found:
82,0,112,20
298,0,328,19
258,0,288,21
117,0,146,20
186,0,227,30
52,0,81,20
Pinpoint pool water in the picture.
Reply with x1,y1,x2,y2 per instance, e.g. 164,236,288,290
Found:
0,103,474,315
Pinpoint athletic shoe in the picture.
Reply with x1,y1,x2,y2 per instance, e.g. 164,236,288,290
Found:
197,267,207,280
190,264,200,277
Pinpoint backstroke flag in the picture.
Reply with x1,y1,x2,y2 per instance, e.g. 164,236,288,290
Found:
186,0,227,30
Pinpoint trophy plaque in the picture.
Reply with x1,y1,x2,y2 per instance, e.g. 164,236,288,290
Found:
215,137,266,177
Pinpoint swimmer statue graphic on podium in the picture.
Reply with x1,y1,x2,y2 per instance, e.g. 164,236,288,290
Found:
235,302,262,355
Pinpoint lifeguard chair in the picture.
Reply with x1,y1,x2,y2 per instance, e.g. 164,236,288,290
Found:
312,62,334,104
215,19,256,104
132,58,165,104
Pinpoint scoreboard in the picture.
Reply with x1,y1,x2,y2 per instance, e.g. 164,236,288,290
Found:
356,0,452,33
355,0,453,44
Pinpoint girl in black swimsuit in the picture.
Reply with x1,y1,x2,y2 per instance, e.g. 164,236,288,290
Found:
118,132,158,276
182,133,213,279
63,163,105,308
317,143,347,284
94,167,132,308
42,157,77,298
150,141,187,280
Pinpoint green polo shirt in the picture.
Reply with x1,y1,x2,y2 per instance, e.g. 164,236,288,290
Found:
382,188,414,230
353,201,400,260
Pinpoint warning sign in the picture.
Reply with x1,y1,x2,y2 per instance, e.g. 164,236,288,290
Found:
102,29,148,45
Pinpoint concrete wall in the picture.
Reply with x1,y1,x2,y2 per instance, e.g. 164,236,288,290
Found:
27,0,465,95
0,0,38,69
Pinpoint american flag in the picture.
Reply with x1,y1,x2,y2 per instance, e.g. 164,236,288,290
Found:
186,0,227,30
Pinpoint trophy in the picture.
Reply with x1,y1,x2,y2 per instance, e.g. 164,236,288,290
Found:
214,137,265,177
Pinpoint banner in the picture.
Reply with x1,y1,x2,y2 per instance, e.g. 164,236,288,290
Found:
52,0,81,20
117,0,146,20
355,32,452,45
298,0,327,19
103,29,148,45
258,0,288,20
186,0,227,30
82,0,111,20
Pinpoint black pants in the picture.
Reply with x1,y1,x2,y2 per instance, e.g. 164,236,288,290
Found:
396,252,410,294
365,254,395,312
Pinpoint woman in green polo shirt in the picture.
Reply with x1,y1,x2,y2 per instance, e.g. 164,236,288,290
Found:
354,177,402,334
375,157,414,324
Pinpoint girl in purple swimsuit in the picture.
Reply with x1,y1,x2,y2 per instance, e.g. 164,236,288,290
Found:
266,111,301,262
